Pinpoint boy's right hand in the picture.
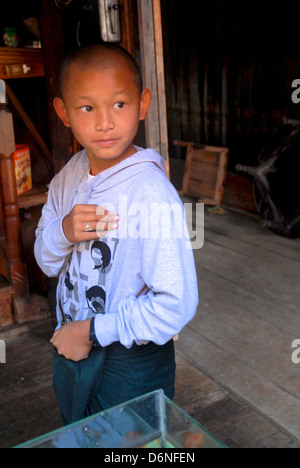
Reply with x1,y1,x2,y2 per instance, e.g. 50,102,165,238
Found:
62,204,119,244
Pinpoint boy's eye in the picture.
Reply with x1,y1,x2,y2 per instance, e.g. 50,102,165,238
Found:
114,102,125,110
81,106,93,113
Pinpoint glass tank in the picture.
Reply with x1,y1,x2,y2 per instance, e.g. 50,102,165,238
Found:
16,389,225,448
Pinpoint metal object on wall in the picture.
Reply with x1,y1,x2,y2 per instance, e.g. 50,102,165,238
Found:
98,0,121,42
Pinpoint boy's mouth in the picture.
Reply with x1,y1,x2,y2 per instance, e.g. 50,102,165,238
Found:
94,138,119,147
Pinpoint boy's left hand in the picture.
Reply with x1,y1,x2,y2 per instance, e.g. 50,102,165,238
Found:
50,320,93,362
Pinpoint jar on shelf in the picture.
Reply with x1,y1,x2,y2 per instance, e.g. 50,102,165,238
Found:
3,27,19,47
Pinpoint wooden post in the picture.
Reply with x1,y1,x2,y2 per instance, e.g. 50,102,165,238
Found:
0,99,30,301
137,0,169,177
119,0,135,56
152,0,169,174
0,99,49,325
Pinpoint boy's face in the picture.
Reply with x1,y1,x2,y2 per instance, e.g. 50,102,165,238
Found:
54,60,151,174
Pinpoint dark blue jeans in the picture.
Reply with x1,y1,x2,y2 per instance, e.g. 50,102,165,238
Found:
53,340,176,426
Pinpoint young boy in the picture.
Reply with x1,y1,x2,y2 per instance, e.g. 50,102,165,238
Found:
35,44,198,425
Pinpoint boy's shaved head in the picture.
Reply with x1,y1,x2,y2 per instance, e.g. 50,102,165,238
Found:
59,44,143,98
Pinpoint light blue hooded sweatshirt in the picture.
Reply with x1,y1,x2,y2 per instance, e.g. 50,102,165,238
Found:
34,147,198,348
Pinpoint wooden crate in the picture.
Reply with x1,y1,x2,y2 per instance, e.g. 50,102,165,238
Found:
175,141,229,206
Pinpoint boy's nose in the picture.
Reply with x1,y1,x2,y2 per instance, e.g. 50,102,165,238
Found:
95,110,114,131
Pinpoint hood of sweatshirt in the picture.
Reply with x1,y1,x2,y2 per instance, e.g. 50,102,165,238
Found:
54,147,167,214
86,146,166,192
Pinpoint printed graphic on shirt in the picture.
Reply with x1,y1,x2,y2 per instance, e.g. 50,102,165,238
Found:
62,237,119,322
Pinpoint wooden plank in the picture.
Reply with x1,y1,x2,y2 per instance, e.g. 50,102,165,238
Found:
214,152,228,203
0,320,61,448
222,172,257,214
198,239,300,314
187,207,300,314
189,305,300,398
0,280,14,327
181,144,193,195
18,186,48,210
119,0,135,56
188,179,215,199
152,0,169,173
194,264,300,337
201,205,300,261
1,319,299,448
137,0,160,151
193,208,300,336
191,150,220,166
202,209,300,272
14,295,49,325
176,326,300,441
176,143,224,167
175,352,300,448
190,161,218,184
137,0,169,174
174,205,300,443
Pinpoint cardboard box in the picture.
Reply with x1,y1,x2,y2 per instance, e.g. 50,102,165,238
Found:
13,145,32,195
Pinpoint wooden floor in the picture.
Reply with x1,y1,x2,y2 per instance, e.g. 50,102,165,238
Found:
176,200,300,448
1,204,300,448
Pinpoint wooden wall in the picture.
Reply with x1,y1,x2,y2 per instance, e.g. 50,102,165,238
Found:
161,0,300,170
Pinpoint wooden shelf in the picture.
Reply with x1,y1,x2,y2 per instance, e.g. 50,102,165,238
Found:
18,186,48,209
0,47,45,80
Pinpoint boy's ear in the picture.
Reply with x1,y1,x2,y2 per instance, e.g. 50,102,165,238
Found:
139,89,152,121
53,97,71,128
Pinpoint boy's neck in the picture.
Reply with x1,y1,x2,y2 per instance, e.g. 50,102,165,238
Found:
87,146,137,176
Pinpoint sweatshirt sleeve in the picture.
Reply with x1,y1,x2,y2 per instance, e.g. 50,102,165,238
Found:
34,180,73,278
94,197,199,348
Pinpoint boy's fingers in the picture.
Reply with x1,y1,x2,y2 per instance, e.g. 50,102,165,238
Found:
81,221,118,236
83,221,118,232
73,205,119,223
82,229,111,241
82,213,119,223
76,204,99,210
98,221,118,232
72,204,99,215
50,329,61,343
75,204,115,215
